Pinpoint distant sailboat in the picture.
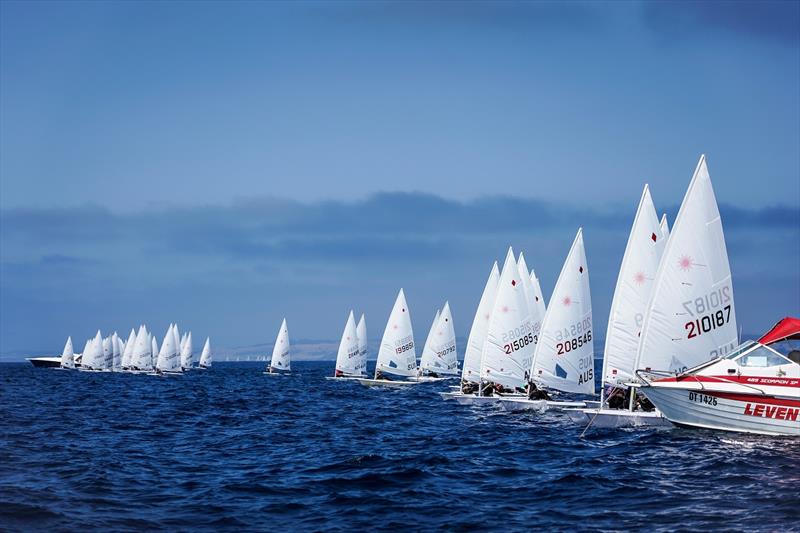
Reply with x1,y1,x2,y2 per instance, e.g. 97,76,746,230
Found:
60,337,75,369
417,309,441,376
112,333,122,371
122,329,136,369
356,314,368,373
358,289,420,387
450,262,499,394
102,336,113,371
660,213,670,239
180,331,193,370
330,311,365,379
156,324,182,374
131,325,152,372
199,337,212,369
266,319,291,374
79,331,105,371
419,302,458,379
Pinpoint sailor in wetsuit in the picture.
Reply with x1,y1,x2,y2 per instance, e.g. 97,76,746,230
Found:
527,382,550,401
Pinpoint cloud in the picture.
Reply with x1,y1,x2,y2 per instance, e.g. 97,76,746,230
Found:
1,192,798,357
642,1,800,46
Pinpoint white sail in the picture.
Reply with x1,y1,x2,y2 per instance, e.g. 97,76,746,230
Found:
335,311,362,376
269,319,291,371
157,324,181,372
602,185,667,386
418,309,441,374
60,337,75,368
660,213,670,239
111,333,121,371
356,314,368,374
180,331,193,370
480,248,534,390
427,301,459,375
636,155,737,375
532,229,595,395
82,331,104,370
172,324,181,362
199,337,212,368
131,326,150,370
462,262,500,384
518,253,545,345
375,289,417,378
102,336,113,370
122,329,136,368
529,269,547,322
150,334,158,368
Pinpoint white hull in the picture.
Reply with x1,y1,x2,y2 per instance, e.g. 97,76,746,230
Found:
407,376,450,382
643,386,800,436
498,398,587,412
26,357,62,368
324,376,365,381
443,392,526,405
263,371,292,376
357,378,420,388
564,407,672,428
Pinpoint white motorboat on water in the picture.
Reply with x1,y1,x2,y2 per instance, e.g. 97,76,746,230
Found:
640,318,800,436
265,318,292,375
26,356,62,368
357,289,421,388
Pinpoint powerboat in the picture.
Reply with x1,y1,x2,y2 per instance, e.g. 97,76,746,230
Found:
639,317,800,436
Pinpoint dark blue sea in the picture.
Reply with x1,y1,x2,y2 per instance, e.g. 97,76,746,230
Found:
1,361,798,532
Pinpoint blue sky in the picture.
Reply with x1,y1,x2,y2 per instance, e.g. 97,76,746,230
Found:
1,1,798,357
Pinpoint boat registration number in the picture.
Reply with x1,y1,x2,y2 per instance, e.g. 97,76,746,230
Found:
688,392,718,406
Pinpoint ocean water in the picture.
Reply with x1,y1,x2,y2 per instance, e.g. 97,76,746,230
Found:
1,361,797,532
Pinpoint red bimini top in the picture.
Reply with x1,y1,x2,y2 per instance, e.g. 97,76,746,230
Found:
758,317,800,346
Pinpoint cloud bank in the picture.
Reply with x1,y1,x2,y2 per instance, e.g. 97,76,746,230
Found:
1,192,798,358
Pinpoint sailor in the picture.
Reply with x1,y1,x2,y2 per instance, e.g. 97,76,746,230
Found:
606,387,626,409
335,369,344,378
527,382,550,401
375,369,387,381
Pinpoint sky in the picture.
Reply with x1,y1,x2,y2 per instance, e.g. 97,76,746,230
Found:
1,1,798,358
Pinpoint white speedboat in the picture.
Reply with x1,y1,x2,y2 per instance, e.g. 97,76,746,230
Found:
26,356,62,368
640,317,800,436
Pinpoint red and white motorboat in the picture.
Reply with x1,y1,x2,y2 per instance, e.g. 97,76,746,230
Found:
640,317,800,436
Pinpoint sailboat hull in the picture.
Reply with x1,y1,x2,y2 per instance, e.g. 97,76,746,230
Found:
356,378,419,388
26,357,62,368
565,407,672,428
498,398,587,412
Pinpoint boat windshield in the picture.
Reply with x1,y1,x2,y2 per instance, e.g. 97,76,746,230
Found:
724,340,757,360
734,344,793,368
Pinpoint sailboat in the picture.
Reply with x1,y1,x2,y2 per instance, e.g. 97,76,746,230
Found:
121,329,136,370
150,334,159,369
180,331,193,370
79,331,105,371
452,248,533,404
442,262,500,400
328,311,366,379
529,269,547,324
416,309,442,380
59,337,75,369
500,230,593,411
265,319,291,374
130,325,152,372
564,185,672,426
417,302,459,380
156,324,182,375
111,333,122,371
198,338,212,369
358,289,420,387
356,314,367,372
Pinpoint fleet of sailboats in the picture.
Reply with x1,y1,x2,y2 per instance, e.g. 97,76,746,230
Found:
29,154,795,436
